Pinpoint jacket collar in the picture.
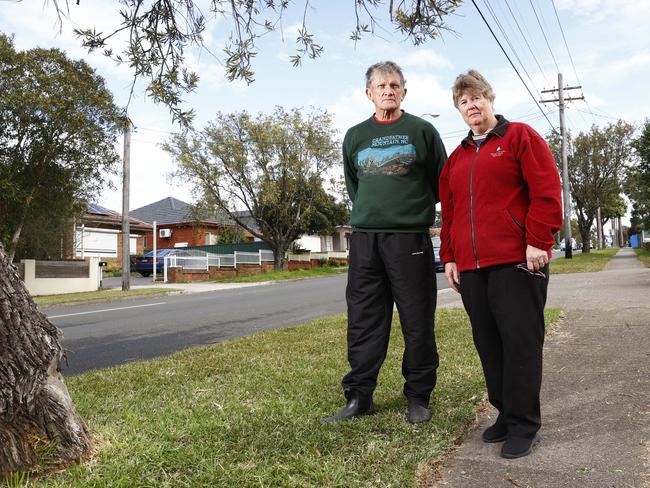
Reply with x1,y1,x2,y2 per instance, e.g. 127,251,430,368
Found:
461,114,509,147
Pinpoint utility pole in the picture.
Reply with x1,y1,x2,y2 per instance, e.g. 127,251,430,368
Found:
121,118,131,291
540,73,584,259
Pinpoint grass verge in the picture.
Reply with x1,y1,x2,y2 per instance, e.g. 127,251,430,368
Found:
551,248,619,274
213,266,348,283
17,308,561,487
33,288,181,307
634,247,650,267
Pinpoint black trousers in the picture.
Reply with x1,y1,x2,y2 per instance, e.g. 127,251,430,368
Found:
342,232,439,404
459,263,549,438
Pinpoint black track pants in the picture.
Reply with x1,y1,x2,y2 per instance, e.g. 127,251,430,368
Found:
459,263,549,438
342,232,439,404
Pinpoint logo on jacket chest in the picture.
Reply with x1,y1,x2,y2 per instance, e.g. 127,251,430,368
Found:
490,145,506,158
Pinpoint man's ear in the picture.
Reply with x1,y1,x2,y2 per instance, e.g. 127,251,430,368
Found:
402,87,407,100
365,87,373,102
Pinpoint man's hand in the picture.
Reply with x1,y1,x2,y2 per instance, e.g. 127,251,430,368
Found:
444,262,460,293
526,245,549,272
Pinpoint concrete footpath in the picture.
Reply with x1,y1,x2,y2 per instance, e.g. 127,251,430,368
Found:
433,247,650,488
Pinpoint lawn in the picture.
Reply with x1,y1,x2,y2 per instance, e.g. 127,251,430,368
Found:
213,266,348,283
13,308,562,487
551,248,619,274
33,288,181,307
634,246,650,267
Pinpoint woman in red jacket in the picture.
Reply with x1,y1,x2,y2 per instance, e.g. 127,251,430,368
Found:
439,70,562,459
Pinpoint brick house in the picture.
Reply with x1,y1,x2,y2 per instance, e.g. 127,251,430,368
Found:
73,203,151,268
130,197,255,250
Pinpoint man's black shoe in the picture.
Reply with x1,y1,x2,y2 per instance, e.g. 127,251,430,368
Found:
407,401,431,424
501,433,540,459
482,422,508,443
320,395,375,424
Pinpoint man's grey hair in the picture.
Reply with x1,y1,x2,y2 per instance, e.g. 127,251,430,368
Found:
365,61,406,89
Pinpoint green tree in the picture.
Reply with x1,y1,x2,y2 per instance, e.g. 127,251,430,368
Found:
163,107,340,269
302,186,350,236
548,121,634,253
0,34,122,261
49,0,462,125
626,119,650,233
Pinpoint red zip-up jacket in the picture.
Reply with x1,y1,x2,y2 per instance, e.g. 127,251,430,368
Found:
439,115,562,272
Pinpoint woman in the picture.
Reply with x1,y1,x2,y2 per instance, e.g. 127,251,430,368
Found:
439,70,562,459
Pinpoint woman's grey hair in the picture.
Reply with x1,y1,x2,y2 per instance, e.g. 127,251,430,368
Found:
365,61,406,89
452,69,495,108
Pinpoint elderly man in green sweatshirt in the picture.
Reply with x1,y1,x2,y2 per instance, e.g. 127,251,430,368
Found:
321,61,447,424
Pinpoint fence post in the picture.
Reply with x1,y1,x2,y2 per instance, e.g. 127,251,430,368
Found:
234,251,238,268
163,256,168,283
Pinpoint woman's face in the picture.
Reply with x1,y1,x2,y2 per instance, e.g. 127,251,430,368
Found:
457,90,495,134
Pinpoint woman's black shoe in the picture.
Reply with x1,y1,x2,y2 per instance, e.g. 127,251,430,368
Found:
501,433,540,458
481,422,508,443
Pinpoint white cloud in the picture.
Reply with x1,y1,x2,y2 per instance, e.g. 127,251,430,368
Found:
399,49,453,71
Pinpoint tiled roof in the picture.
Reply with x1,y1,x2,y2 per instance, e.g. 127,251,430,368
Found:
130,197,232,226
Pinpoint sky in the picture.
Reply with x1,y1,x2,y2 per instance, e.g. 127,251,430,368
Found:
1,0,648,222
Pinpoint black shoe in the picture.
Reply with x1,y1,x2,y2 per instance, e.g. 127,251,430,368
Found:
320,395,375,424
482,422,508,443
407,401,432,424
501,433,540,459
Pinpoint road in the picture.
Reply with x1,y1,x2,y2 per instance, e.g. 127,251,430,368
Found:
47,273,450,375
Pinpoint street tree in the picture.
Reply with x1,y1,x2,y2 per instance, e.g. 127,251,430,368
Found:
49,0,462,125
626,119,650,232
547,120,635,252
0,242,93,478
163,107,339,269
0,34,122,261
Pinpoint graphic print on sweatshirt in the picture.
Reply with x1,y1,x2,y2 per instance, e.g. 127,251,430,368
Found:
357,135,416,176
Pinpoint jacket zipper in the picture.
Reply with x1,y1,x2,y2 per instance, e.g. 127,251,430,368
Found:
512,215,525,232
469,144,480,268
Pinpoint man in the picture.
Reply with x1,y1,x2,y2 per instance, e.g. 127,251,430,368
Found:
321,61,447,424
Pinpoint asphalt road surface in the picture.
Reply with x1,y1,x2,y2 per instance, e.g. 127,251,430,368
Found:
47,272,450,375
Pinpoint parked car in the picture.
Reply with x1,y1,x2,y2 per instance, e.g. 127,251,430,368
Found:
132,249,178,277
431,236,444,272
559,238,578,251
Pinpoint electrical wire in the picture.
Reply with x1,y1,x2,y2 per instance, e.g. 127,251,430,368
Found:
482,0,543,100
528,0,561,73
470,0,558,132
504,0,551,87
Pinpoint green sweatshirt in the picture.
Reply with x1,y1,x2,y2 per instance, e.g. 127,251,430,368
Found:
343,112,447,233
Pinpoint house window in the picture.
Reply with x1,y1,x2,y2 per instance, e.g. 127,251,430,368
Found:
206,232,219,245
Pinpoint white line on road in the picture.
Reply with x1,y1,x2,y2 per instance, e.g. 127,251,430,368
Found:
47,302,167,319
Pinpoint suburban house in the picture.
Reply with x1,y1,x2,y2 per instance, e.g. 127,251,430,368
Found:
295,225,352,253
73,203,151,267
130,197,255,249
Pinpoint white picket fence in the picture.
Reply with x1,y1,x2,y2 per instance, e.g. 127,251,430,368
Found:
162,248,347,282
163,249,275,282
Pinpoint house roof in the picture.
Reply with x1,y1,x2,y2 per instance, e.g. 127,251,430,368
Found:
81,203,152,231
131,197,232,226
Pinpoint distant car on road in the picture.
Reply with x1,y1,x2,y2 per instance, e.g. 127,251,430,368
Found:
132,249,178,277
559,238,578,251
431,236,444,272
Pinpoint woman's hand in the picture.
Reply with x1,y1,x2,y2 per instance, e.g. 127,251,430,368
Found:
444,262,460,293
526,245,549,271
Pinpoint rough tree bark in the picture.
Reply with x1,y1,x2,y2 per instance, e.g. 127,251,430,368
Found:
0,243,92,479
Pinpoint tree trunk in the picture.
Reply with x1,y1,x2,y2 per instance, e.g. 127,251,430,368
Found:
0,243,92,479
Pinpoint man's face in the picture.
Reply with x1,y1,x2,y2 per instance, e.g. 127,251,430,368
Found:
366,71,406,114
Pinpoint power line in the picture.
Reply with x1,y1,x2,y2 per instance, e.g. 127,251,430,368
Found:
528,0,560,73
504,0,551,87
470,0,557,132
482,0,543,99
549,0,599,127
